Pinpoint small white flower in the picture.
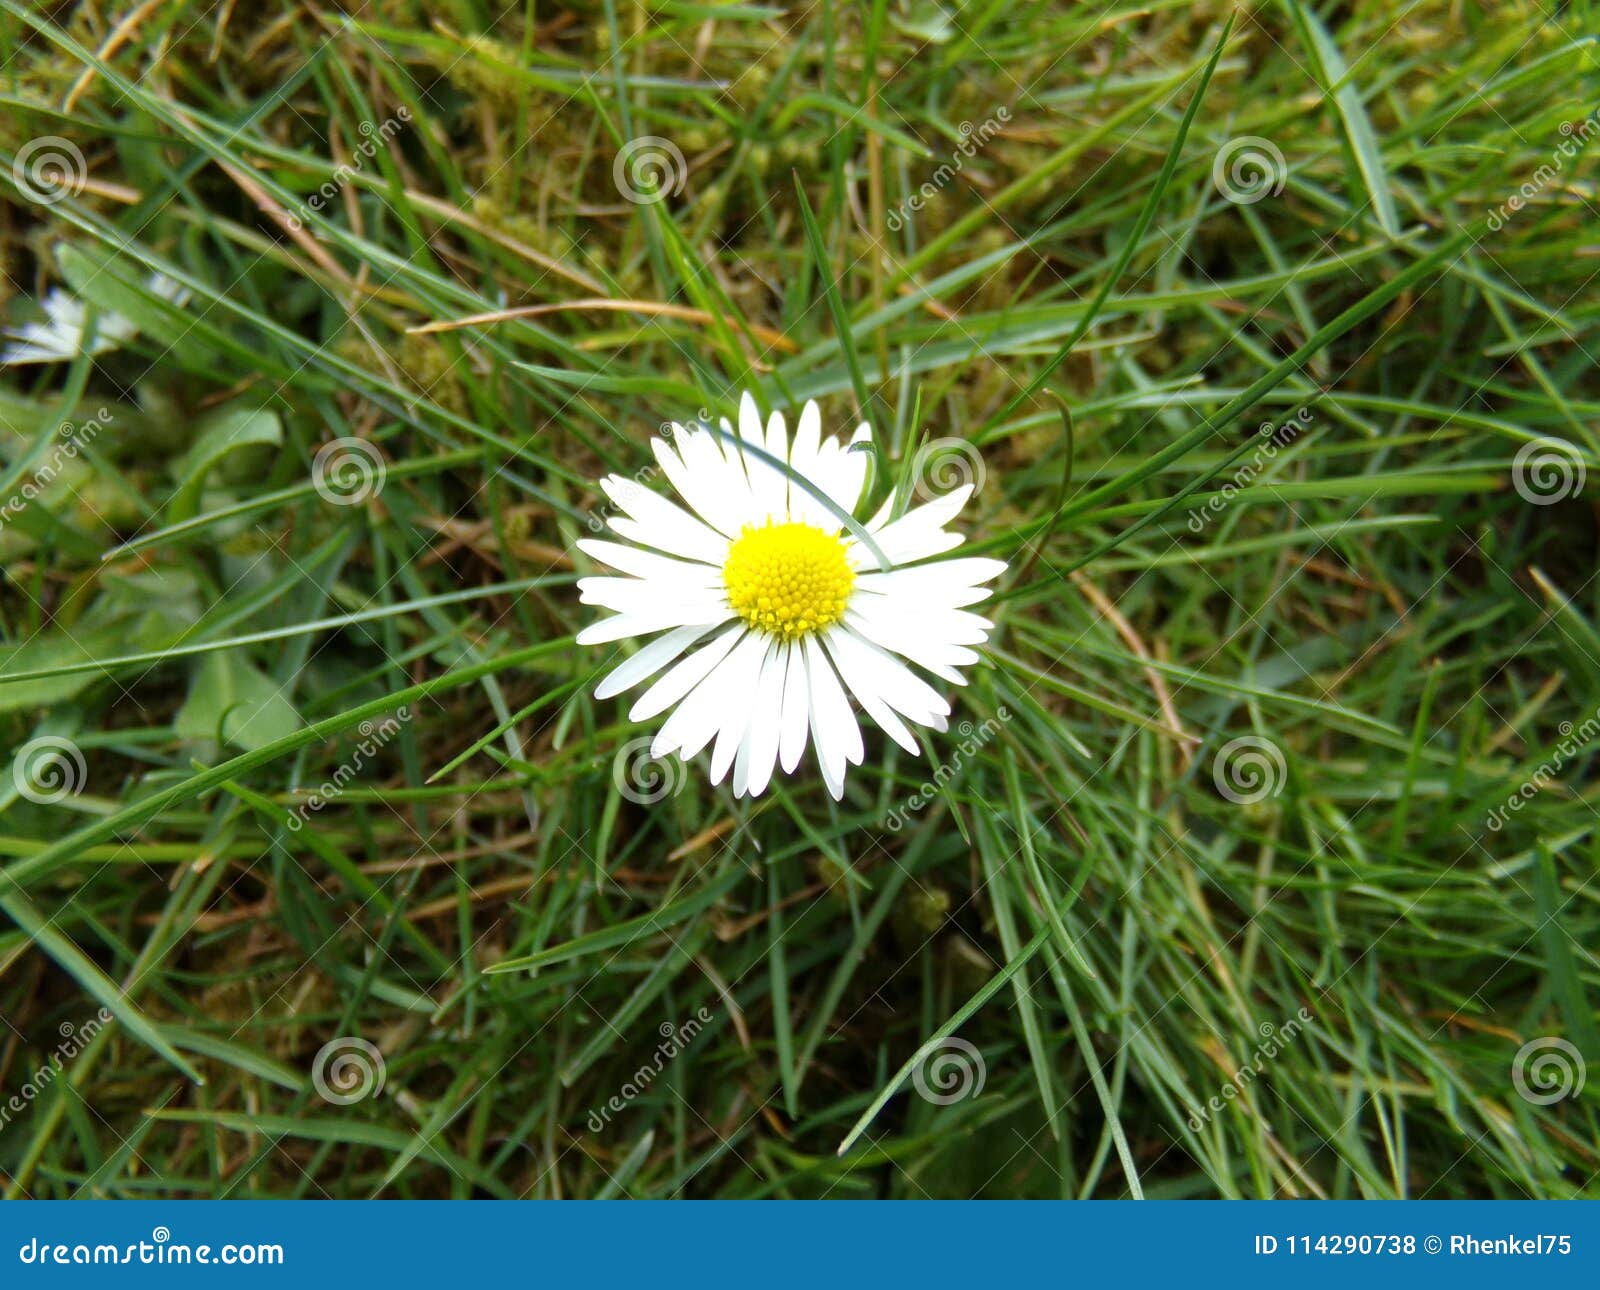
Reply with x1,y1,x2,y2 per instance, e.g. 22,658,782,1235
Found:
578,392,1006,800
1,272,189,366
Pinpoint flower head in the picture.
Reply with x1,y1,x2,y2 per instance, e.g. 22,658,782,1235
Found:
1,271,190,366
578,392,1005,799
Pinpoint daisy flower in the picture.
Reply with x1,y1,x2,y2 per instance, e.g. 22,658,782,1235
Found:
577,392,1005,799
1,272,190,366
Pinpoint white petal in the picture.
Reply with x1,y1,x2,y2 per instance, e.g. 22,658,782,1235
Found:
594,624,713,700
738,391,764,447
710,634,773,786
856,557,1006,602
789,400,823,493
653,637,751,760
652,432,744,538
708,415,753,492
605,516,729,567
865,483,969,532
602,476,730,565
813,423,872,518
854,578,994,611
856,485,971,565
677,424,754,528
630,624,745,720
767,409,798,526
821,628,922,755
842,608,974,686
765,409,789,472
736,393,786,523
803,634,862,799
791,438,843,528
848,596,995,647
577,538,719,579
576,606,733,645
778,641,810,773
738,643,787,797
0,283,156,365
826,624,951,738
577,575,723,613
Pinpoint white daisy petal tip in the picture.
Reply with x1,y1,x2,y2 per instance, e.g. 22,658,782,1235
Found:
578,391,1007,799
738,390,763,442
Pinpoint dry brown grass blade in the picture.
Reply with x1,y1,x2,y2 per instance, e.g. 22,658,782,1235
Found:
407,298,800,354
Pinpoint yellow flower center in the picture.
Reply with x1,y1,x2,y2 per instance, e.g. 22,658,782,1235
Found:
723,520,855,639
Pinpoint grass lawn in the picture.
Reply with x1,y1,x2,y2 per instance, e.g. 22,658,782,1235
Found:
0,0,1596,1199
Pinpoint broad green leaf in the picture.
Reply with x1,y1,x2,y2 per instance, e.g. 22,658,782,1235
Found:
167,405,282,523
176,650,301,751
